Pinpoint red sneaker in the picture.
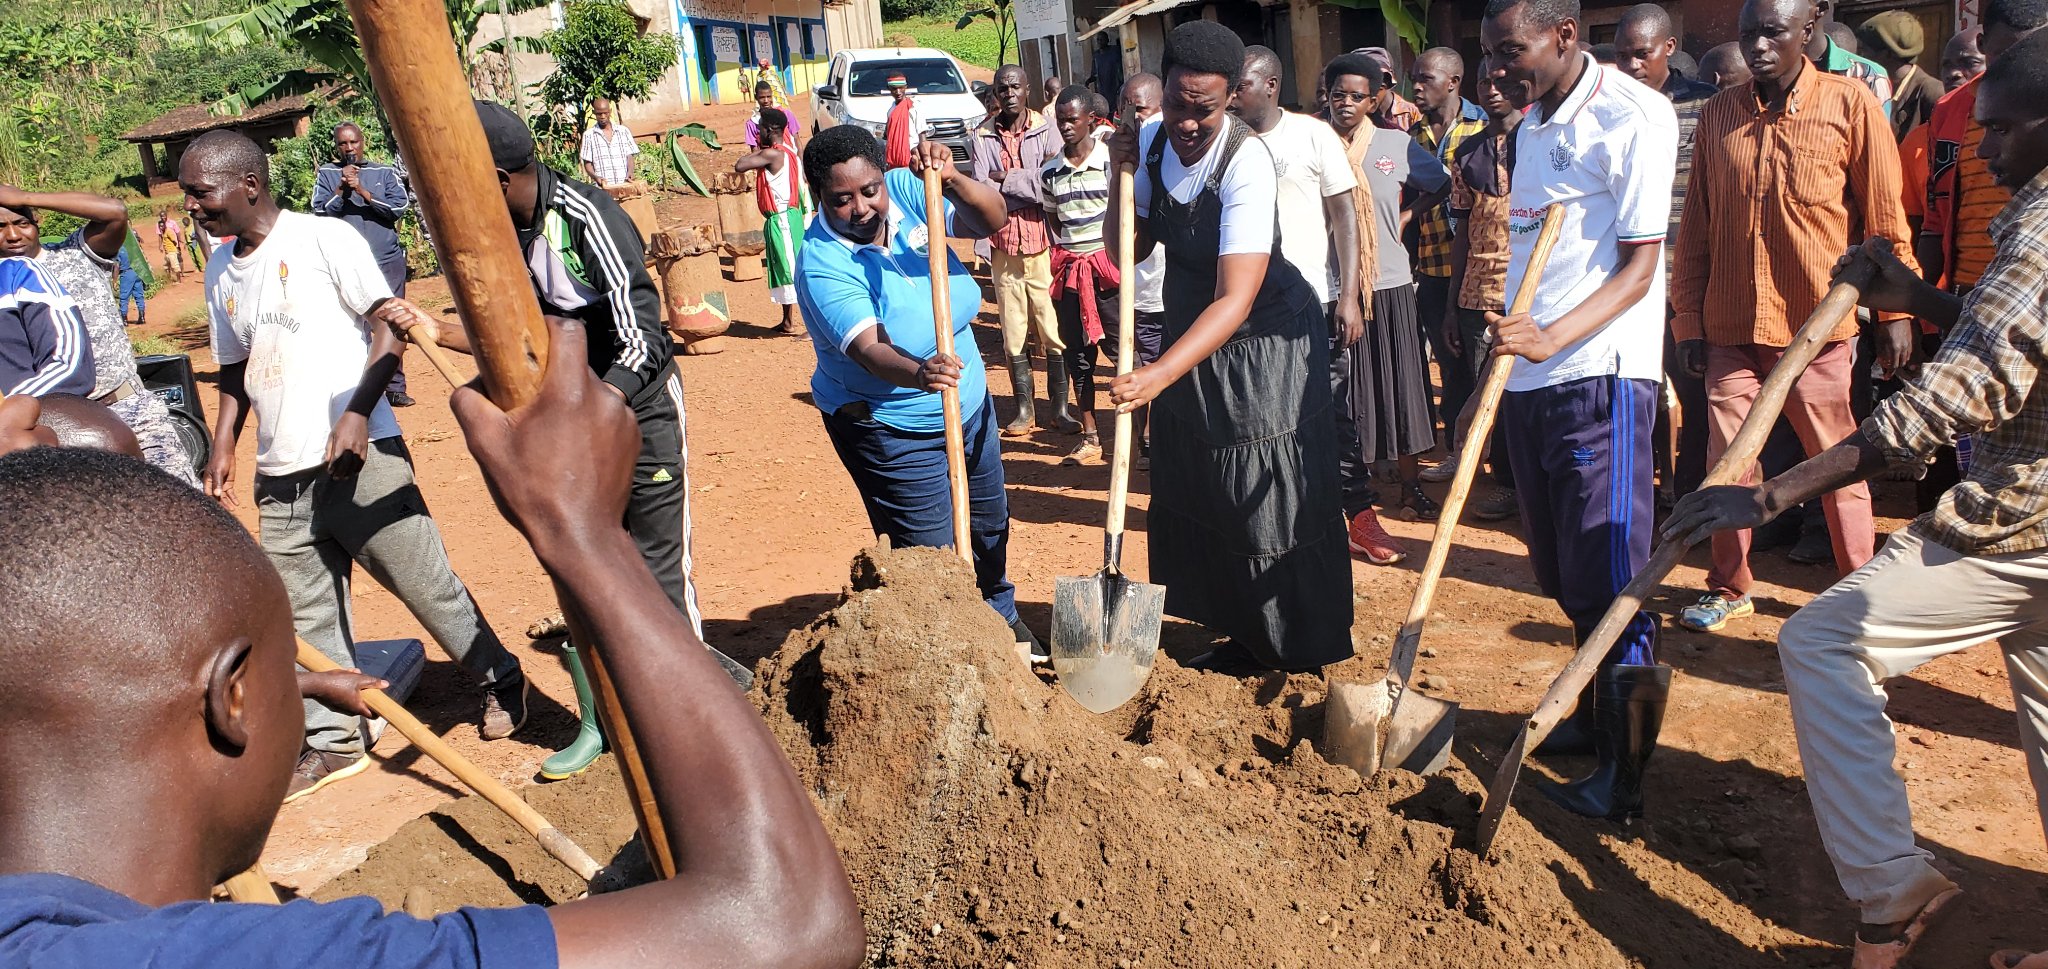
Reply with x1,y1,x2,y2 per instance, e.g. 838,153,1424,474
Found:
1348,509,1406,565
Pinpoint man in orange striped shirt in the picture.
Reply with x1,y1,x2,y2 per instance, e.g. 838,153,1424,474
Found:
1670,0,1918,633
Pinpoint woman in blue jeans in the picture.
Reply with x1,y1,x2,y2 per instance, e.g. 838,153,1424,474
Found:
793,126,1043,655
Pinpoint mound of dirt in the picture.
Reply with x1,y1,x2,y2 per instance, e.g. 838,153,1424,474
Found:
755,546,1812,967
323,546,1820,965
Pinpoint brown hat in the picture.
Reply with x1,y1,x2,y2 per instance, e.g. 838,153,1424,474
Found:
1861,10,1925,60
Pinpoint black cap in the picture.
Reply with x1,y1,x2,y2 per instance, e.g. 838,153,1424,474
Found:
473,99,535,171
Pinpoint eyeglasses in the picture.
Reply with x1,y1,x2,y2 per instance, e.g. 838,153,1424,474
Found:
1326,90,1373,104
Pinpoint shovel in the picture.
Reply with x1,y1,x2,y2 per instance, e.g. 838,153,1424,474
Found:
1323,204,1566,776
1473,249,1882,857
923,166,975,566
1052,162,1165,713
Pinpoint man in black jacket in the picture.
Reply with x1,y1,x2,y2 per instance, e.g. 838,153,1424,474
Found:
397,102,753,779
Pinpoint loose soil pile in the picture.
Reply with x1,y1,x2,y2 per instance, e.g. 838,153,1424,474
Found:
324,547,1824,965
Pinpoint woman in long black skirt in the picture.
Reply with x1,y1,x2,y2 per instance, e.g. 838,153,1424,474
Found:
1102,20,1352,675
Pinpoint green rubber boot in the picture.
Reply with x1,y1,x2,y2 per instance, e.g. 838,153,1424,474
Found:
540,644,605,780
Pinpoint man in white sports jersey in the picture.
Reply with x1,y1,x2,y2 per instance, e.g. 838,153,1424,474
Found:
183,131,527,803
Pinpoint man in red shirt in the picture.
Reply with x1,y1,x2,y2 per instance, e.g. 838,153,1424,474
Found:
882,75,922,169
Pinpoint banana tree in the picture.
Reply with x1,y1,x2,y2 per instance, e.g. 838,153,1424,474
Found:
1320,0,1430,56
956,0,1014,68
171,0,549,115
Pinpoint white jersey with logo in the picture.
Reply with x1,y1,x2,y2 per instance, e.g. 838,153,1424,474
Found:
1250,111,1357,304
1504,54,1677,392
207,210,400,476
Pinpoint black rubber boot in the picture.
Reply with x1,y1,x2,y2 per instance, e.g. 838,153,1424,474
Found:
1044,353,1082,433
1536,677,1599,755
1535,663,1673,822
1003,354,1036,437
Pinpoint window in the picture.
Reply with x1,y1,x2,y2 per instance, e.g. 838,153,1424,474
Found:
846,59,968,96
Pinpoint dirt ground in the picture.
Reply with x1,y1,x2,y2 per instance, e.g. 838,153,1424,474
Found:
132,95,2047,965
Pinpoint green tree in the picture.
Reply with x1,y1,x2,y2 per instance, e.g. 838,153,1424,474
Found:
539,0,679,129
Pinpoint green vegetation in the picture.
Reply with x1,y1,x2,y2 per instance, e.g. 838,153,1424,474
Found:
894,14,1001,69
0,0,305,194
130,333,181,358
881,0,961,22
540,0,680,130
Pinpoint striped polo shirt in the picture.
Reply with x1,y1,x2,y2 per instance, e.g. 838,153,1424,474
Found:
1040,139,1110,252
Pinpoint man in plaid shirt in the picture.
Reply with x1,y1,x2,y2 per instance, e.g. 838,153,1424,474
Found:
1408,47,1489,478
1664,31,2048,969
579,98,638,186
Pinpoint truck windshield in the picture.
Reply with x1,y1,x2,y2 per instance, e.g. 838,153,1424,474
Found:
847,59,967,96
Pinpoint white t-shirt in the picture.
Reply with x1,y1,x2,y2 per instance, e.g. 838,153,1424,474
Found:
208,210,401,476
1504,55,1678,393
1133,248,1165,313
1132,117,1276,256
1250,111,1356,304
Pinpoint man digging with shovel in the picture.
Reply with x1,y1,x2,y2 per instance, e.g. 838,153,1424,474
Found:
1665,30,2048,969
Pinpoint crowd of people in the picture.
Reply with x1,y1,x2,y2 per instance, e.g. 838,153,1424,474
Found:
0,0,2046,964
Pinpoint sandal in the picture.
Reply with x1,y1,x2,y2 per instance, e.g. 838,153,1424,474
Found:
1851,887,1962,969
1991,950,2048,969
1401,481,1441,522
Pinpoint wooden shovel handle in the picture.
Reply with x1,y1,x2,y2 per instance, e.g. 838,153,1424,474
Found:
1384,204,1564,693
343,0,666,879
297,639,603,881
403,325,468,388
222,866,280,904
925,166,973,565
1475,254,1881,856
1104,163,1138,550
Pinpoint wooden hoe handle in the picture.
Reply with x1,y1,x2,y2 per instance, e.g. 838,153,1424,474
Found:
298,640,603,881
1473,254,1881,856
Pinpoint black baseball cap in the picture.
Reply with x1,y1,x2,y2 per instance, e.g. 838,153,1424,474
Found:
473,99,536,171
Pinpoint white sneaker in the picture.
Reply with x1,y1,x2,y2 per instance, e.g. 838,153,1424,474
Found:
1419,457,1459,483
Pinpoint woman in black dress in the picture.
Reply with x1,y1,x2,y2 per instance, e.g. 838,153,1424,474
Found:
1102,20,1353,674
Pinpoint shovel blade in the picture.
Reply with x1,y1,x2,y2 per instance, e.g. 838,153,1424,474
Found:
1383,695,1458,776
1051,571,1164,714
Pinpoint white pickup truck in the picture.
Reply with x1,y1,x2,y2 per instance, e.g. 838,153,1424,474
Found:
810,47,988,164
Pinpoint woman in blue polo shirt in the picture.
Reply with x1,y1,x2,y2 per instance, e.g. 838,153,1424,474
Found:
793,127,1040,652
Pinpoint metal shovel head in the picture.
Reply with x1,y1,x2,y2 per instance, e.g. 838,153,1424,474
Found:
1383,690,1458,776
1051,569,1165,714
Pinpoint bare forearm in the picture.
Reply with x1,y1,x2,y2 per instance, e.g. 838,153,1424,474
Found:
1906,277,1964,330
543,528,861,968
943,169,1008,240
212,365,249,449
346,303,404,416
18,190,125,225
1760,431,1891,517
1326,194,1360,309
850,337,930,389
21,190,129,257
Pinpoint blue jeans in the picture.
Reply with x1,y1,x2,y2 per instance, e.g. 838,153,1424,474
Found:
822,395,1018,624
118,272,145,320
